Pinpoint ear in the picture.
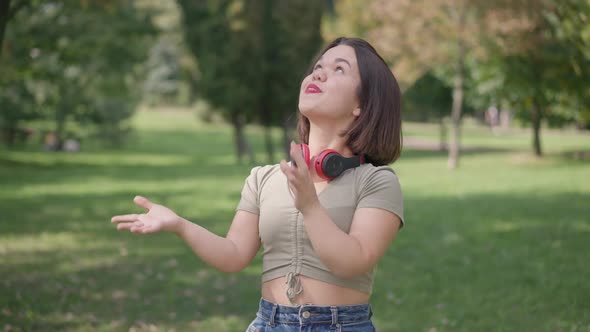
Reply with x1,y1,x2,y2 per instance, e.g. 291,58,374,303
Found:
352,106,361,117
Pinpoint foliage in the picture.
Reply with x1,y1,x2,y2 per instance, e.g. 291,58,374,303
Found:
177,0,255,121
254,0,324,159
142,37,182,106
0,1,156,147
467,0,590,154
0,80,39,144
404,72,475,119
176,0,259,163
177,0,323,162
256,0,324,128
329,0,590,158
403,72,453,122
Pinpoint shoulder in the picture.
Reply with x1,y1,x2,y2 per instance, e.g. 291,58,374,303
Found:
354,163,405,226
354,163,400,185
246,164,282,185
249,164,281,177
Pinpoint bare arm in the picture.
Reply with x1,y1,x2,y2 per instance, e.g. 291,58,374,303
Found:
300,205,400,278
280,142,401,278
176,210,260,273
111,196,260,273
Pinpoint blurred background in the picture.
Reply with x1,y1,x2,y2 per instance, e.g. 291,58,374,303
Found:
1,1,589,331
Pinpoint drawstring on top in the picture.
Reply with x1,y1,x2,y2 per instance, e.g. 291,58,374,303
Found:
285,272,303,305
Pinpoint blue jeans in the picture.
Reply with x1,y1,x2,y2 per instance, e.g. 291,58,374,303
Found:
246,298,376,332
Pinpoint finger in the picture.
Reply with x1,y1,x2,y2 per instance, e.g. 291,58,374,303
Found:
281,162,299,185
286,172,298,184
111,214,140,223
134,196,154,211
280,160,292,175
291,143,310,175
289,142,307,169
117,222,138,231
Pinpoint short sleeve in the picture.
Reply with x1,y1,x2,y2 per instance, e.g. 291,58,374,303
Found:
357,167,405,228
236,166,261,215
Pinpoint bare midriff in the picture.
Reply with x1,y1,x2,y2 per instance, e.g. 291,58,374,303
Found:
261,275,370,306
259,179,371,306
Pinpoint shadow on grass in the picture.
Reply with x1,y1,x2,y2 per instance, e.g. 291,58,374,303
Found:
2,254,262,331
0,127,520,174
560,149,590,162
1,190,262,331
1,124,589,331
373,191,590,331
400,146,516,160
2,189,589,331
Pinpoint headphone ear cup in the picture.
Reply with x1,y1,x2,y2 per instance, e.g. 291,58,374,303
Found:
314,149,340,180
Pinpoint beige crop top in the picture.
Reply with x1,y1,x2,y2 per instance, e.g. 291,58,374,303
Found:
236,163,404,302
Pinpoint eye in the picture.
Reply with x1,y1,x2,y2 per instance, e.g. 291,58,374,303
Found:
335,66,344,74
313,64,322,70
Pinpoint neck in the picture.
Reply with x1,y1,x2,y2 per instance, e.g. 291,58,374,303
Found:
307,122,354,159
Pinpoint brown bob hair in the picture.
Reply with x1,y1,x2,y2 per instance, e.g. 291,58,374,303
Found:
297,37,402,166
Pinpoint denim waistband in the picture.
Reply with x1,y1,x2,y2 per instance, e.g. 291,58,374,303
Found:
256,298,373,326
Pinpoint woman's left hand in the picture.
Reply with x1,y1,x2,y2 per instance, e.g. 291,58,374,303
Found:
280,142,320,213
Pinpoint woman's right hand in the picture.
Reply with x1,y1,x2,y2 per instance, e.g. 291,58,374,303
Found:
111,196,184,235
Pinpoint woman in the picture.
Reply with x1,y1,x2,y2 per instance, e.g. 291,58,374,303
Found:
111,37,404,332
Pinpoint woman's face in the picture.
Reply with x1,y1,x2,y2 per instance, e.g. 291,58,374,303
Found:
298,45,362,125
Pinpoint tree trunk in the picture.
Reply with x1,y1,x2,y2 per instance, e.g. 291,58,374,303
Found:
2,125,17,146
55,110,66,151
0,0,11,56
1,0,29,58
448,47,465,169
499,109,511,130
264,125,274,163
531,100,543,157
246,140,255,164
438,116,447,151
261,106,275,163
231,112,255,165
447,9,466,169
187,72,198,105
231,113,245,164
281,114,293,160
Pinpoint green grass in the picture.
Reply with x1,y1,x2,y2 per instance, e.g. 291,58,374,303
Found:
1,109,589,332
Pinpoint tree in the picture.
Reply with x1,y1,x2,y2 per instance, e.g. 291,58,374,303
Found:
325,0,479,167
143,37,182,106
177,0,323,163
366,0,503,168
0,0,34,55
177,0,259,164
0,80,38,145
403,72,453,150
469,0,590,155
257,0,323,160
1,1,155,148
0,0,41,146
333,0,590,159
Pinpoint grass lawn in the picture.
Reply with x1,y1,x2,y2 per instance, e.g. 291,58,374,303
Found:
1,109,589,332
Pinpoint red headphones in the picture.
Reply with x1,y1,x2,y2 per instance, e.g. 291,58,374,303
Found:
294,143,364,181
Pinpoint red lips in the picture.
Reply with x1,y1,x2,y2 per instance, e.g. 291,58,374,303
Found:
305,83,322,94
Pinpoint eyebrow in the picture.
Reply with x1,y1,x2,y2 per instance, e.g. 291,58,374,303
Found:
334,58,351,68
317,57,352,69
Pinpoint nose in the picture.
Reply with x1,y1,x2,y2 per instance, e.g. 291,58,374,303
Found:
312,68,326,82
